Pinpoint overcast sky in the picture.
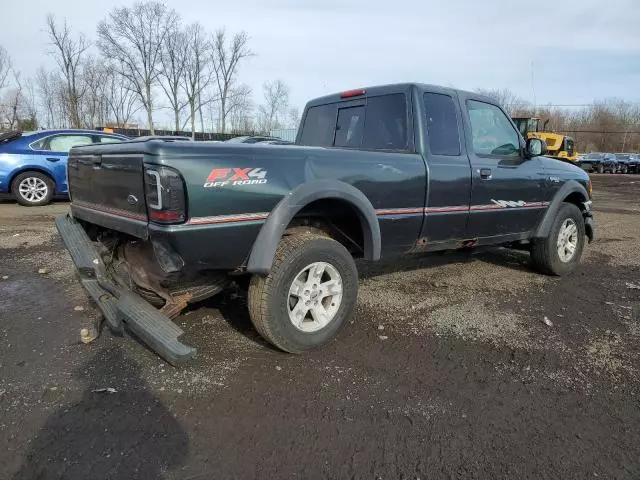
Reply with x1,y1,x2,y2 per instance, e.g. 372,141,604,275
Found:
3,0,640,125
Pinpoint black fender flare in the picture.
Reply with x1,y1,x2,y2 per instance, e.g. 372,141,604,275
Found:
533,180,589,239
246,179,381,274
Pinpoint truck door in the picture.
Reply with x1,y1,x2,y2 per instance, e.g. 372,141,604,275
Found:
419,90,471,244
460,96,547,238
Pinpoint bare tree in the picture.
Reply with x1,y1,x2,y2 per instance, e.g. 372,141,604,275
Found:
103,63,140,127
46,14,90,128
1,71,37,130
257,79,290,133
159,23,188,132
97,1,179,134
180,23,211,138
287,106,300,129
211,29,252,133
80,57,110,128
476,88,530,116
0,45,11,92
226,84,254,133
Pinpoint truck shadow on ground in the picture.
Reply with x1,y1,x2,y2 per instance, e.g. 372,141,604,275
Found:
12,346,189,480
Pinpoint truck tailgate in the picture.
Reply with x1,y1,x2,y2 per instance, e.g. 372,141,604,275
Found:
68,152,149,238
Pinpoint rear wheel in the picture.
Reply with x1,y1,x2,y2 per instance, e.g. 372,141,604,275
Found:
11,171,55,206
248,232,358,353
531,203,585,276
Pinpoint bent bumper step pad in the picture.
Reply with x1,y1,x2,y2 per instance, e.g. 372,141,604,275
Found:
55,214,196,365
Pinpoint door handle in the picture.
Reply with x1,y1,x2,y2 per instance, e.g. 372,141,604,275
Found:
479,168,492,179
46,157,61,162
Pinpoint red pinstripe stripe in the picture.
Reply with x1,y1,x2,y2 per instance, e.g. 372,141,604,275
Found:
375,208,424,216
187,212,269,225
424,205,469,213
186,201,551,226
73,201,147,221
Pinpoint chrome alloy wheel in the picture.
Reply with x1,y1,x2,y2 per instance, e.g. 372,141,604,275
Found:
18,176,48,203
287,261,343,332
557,218,578,263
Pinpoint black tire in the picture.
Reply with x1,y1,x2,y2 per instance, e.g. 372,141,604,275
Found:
248,232,358,353
11,171,55,206
531,203,585,276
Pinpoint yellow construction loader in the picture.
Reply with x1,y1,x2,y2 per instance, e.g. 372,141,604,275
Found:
511,117,578,162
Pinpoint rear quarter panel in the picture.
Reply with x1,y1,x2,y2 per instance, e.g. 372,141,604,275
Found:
149,143,426,269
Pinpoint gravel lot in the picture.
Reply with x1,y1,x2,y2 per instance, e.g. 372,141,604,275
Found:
1,175,639,479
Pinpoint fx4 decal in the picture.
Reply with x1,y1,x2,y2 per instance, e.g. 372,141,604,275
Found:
204,168,268,188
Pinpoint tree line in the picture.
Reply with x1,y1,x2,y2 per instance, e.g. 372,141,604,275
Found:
478,88,640,153
0,1,298,138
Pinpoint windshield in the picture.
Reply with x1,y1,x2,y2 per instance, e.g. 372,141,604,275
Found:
615,154,630,159
586,153,604,159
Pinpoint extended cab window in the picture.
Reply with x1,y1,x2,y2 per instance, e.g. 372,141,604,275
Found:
424,93,460,156
299,93,408,151
362,94,407,150
299,104,337,146
334,106,365,148
467,101,520,156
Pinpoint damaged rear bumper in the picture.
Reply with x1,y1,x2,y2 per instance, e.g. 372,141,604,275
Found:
55,214,196,365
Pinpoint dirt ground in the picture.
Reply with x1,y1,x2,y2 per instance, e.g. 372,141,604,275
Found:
0,175,639,480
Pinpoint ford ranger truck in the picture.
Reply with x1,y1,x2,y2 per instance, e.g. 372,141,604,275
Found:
56,83,595,364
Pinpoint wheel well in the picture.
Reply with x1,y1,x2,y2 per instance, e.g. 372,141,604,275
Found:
284,198,365,257
8,169,56,193
563,191,586,211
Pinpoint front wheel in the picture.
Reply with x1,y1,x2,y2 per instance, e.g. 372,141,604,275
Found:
248,232,358,353
531,203,586,276
11,171,55,206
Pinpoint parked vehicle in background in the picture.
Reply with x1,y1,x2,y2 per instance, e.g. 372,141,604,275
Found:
601,153,618,173
224,135,283,144
579,152,617,174
135,135,192,142
578,152,605,173
614,153,639,174
511,117,578,162
629,154,640,174
56,83,595,364
261,139,295,145
0,129,129,206
614,154,630,174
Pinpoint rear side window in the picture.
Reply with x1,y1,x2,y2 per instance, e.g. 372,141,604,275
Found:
99,136,123,144
299,104,336,146
334,106,365,148
49,135,93,152
31,134,94,152
362,94,407,150
423,93,460,156
299,93,408,151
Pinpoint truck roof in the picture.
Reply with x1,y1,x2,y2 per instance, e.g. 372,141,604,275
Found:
305,83,494,108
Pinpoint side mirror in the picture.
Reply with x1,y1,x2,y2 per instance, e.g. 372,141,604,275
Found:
525,137,547,158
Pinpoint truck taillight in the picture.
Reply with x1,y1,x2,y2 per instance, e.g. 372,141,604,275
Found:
587,179,592,199
144,166,186,224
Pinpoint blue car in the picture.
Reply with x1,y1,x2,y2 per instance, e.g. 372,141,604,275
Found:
0,129,128,206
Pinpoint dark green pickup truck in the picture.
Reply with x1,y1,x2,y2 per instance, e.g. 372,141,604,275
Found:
57,83,594,364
